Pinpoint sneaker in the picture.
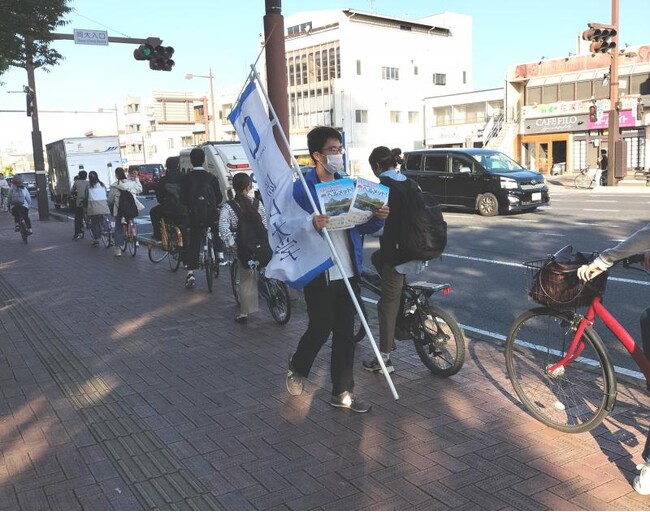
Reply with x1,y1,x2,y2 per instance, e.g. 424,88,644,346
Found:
114,248,122,257
91,240,99,247
14,224,20,232
286,356,304,396
185,273,196,289
234,314,248,324
73,233,82,241
135,241,140,247
26,229,33,235
219,258,229,266
633,462,650,495
362,357,395,375
330,391,371,413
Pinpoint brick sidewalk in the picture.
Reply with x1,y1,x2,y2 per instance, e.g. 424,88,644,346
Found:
0,211,648,510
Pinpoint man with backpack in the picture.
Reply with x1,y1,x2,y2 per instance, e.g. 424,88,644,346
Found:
150,156,187,242
362,146,447,375
180,147,222,289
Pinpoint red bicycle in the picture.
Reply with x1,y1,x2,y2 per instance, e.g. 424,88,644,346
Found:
505,246,650,433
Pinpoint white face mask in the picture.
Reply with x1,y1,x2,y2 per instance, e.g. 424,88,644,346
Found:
322,154,344,174
247,188,255,198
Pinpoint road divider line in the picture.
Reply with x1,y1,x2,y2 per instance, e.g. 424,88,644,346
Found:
582,208,620,212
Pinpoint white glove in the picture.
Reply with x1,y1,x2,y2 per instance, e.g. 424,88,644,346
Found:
577,263,604,282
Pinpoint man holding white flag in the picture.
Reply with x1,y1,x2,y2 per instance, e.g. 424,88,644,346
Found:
286,126,388,413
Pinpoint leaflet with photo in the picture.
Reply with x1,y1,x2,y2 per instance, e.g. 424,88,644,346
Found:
347,177,390,225
315,178,356,230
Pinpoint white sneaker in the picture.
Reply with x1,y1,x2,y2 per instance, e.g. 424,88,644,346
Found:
633,462,650,495
114,248,122,257
185,273,195,289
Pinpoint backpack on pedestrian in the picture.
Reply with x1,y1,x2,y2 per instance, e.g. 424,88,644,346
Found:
227,198,273,268
117,190,139,220
10,187,25,207
382,177,447,261
188,172,217,226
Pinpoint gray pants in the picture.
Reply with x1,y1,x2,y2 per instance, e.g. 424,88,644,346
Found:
377,263,405,354
237,261,259,315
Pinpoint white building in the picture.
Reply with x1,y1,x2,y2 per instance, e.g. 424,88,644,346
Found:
268,9,473,175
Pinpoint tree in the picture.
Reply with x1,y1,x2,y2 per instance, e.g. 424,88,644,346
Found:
0,0,72,77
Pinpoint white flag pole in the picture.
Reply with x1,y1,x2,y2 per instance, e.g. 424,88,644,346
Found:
250,66,399,400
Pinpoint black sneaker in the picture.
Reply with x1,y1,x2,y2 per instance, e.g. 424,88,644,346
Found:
286,356,304,396
185,273,196,289
330,391,371,413
362,357,395,375
14,224,20,232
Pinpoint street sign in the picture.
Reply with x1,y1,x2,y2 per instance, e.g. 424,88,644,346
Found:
73,29,109,46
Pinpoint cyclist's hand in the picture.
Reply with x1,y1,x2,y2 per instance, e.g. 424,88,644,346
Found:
577,263,604,282
374,205,389,220
312,214,330,231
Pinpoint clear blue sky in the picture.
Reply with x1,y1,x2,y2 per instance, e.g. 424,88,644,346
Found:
1,0,647,155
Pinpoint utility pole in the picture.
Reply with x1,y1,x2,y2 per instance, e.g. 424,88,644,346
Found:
25,39,49,221
264,0,290,160
607,0,621,187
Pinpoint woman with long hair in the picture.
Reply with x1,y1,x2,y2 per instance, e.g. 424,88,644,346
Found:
85,171,111,246
107,167,144,256
219,172,266,323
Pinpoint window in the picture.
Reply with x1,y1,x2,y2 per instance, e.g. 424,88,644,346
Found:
181,136,193,147
356,59,361,75
408,111,419,124
433,106,452,126
559,82,574,101
575,81,592,100
424,155,447,172
451,156,473,174
433,73,446,86
167,138,174,149
526,87,542,106
593,79,608,99
355,109,368,123
413,65,419,76
462,71,467,84
382,66,399,80
542,84,558,103
630,73,650,95
390,111,401,123
404,153,422,171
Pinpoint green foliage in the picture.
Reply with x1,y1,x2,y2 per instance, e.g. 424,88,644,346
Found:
0,0,72,76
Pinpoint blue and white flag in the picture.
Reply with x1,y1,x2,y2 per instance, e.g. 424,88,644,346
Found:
228,79,333,289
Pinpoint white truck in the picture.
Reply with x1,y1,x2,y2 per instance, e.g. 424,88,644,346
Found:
179,141,255,203
46,136,121,210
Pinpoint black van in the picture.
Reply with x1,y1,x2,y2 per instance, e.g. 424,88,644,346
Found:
401,148,550,216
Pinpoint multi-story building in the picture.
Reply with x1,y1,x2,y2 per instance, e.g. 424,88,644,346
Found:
266,9,473,174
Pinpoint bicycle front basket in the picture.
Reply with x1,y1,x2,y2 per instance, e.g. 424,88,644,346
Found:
526,257,608,310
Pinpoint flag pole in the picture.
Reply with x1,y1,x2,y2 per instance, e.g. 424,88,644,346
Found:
250,66,399,400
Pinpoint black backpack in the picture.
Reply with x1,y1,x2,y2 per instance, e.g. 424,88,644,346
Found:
383,177,447,261
188,171,217,226
227,198,273,268
117,190,139,220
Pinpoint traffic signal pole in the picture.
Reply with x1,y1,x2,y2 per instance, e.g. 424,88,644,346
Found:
607,0,620,187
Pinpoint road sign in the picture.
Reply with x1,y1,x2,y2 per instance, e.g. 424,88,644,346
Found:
73,29,109,46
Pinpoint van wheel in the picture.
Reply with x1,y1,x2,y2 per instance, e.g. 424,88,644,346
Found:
477,193,499,216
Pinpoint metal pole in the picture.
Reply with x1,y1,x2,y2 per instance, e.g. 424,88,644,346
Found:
114,103,122,162
607,0,620,186
25,41,49,221
209,67,217,141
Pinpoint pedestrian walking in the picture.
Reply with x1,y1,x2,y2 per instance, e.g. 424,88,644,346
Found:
285,126,388,413
70,170,88,240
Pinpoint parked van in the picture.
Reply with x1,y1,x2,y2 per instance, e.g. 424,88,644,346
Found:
179,142,255,203
401,148,550,216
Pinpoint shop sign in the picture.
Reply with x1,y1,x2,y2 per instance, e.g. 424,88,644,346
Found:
522,97,639,118
588,110,636,130
524,114,588,134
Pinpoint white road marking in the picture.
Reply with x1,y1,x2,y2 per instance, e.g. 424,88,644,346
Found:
582,209,620,212
537,233,566,237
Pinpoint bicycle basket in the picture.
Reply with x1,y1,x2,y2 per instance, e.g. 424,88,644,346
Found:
525,256,608,310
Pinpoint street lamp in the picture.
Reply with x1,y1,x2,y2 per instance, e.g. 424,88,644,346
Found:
185,68,216,141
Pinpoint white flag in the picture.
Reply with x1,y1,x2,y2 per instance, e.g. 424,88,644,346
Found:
228,79,333,288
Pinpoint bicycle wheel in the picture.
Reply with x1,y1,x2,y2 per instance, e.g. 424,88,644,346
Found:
205,242,215,293
128,223,138,257
574,174,592,189
505,308,616,433
168,246,181,272
412,306,465,377
20,219,28,244
148,242,167,263
265,278,291,325
230,258,241,306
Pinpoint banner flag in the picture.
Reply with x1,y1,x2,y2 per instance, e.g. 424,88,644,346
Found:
228,79,333,288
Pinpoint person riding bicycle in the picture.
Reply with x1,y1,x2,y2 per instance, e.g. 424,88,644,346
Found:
9,175,32,235
150,156,188,242
85,171,111,247
219,172,266,323
577,223,650,495
107,167,144,257
0,173,9,211
180,147,223,289
362,146,429,375
70,170,89,241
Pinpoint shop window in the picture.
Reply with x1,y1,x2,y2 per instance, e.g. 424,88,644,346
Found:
433,106,452,126
559,83,574,101
526,87,541,105
575,81,592,100
542,84,558,103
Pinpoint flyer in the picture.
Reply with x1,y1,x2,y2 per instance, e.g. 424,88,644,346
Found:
315,178,356,230
347,177,390,225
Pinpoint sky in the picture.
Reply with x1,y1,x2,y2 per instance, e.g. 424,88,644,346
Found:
1,0,648,156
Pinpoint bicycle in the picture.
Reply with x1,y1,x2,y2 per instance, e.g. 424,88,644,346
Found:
148,218,184,272
99,215,114,249
199,225,218,293
574,167,605,189
355,267,465,376
229,254,291,325
16,211,29,244
505,246,650,433
121,218,138,257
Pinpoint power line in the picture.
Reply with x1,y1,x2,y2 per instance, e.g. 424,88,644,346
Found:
70,9,131,38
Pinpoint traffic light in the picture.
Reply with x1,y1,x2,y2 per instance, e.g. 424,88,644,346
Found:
133,43,154,61
149,45,175,71
582,23,617,53
589,104,598,122
26,90,34,117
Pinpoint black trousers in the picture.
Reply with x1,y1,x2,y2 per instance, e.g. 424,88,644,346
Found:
185,224,206,271
12,206,31,229
291,275,357,396
150,205,188,241
74,206,85,236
